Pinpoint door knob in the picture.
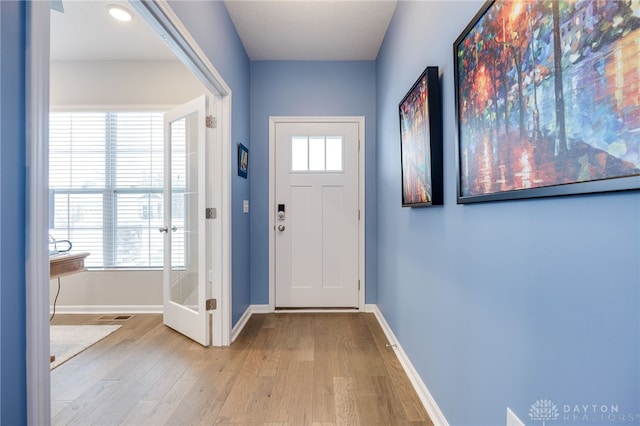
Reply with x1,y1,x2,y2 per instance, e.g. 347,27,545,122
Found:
159,226,178,233
278,224,285,232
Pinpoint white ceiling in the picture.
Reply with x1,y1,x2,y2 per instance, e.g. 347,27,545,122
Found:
223,0,398,60
50,0,398,62
50,1,175,62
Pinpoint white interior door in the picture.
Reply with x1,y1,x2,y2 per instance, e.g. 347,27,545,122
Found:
162,95,209,346
275,121,360,308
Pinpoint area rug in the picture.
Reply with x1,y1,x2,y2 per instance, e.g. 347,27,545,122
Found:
50,325,121,369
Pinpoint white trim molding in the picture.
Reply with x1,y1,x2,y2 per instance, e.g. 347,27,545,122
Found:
230,304,270,342
231,306,252,342
26,1,52,424
250,304,271,314
50,305,163,315
364,303,377,313
370,305,449,426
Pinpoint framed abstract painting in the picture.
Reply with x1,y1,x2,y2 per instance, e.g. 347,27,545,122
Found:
399,66,443,207
454,0,640,203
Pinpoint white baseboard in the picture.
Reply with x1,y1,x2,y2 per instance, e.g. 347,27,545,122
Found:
230,304,281,342
230,304,273,342
370,305,449,426
50,305,162,314
250,304,270,314
231,305,253,342
364,303,377,312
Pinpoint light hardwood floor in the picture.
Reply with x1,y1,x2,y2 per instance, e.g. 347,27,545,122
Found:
51,312,433,425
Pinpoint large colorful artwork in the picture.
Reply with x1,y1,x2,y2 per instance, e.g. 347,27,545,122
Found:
455,0,640,203
399,66,443,207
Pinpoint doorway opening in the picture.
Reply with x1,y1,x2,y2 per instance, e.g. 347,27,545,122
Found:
27,1,233,423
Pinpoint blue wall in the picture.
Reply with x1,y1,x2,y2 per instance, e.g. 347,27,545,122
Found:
169,1,251,326
3,2,638,424
376,2,640,425
0,1,27,423
249,61,377,305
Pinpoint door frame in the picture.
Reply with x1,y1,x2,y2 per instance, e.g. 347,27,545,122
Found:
268,116,366,311
26,1,233,422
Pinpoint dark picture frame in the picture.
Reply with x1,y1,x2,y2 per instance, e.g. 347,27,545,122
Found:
454,0,640,204
399,66,443,207
238,143,248,178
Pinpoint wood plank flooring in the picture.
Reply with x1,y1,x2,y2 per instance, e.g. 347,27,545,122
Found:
51,312,433,426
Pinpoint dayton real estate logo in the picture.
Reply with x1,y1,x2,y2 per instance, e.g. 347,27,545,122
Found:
530,399,560,425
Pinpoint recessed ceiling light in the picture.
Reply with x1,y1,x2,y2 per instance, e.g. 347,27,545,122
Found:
107,5,133,22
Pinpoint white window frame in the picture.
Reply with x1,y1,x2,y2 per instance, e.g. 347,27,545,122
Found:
49,109,167,269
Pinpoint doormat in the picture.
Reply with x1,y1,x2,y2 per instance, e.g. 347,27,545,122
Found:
50,325,121,369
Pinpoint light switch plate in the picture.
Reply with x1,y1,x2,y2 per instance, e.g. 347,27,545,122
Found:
243,200,249,213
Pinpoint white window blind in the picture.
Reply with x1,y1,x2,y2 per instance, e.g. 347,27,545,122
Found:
49,111,165,268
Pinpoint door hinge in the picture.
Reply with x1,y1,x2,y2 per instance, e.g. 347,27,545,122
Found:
358,280,361,291
206,115,217,129
206,207,217,219
358,210,361,221
358,139,360,151
206,298,217,310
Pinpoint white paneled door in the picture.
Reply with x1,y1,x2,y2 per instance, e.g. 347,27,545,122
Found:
162,95,210,346
275,121,360,308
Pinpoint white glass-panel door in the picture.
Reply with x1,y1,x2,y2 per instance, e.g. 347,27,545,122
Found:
162,95,209,346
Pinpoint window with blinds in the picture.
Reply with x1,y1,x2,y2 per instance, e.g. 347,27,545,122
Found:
49,111,165,268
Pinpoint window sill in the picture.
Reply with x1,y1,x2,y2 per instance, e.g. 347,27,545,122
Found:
85,267,163,272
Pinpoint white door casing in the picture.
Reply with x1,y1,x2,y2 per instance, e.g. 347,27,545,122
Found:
270,117,365,309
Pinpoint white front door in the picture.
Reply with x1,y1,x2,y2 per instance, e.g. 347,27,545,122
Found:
274,121,360,308
162,95,210,345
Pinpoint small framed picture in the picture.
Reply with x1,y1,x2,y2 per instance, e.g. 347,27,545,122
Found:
238,143,248,178
399,66,443,207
